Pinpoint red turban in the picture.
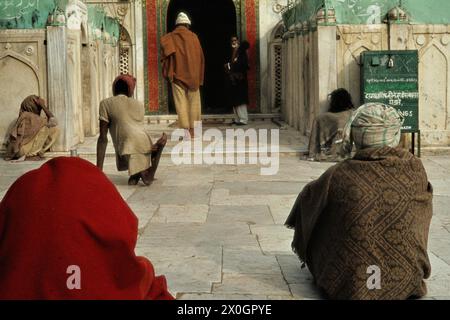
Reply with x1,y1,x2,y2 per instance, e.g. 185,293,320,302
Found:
112,74,136,97
0,157,174,300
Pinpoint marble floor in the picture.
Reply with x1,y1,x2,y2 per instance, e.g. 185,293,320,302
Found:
0,121,449,300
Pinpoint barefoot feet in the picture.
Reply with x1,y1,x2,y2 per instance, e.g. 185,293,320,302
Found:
140,133,167,186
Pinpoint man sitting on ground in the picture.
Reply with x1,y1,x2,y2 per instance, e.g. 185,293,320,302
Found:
307,88,355,161
286,102,433,299
4,95,59,162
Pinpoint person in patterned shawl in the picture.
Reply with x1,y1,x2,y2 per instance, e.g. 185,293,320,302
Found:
286,103,433,300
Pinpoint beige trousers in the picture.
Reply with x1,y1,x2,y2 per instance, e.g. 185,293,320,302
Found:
19,126,60,157
171,82,201,129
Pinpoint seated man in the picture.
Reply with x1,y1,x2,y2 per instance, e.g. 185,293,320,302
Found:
307,88,355,161
286,103,433,300
0,157,174,299
96,75,167,186
4,95,59,161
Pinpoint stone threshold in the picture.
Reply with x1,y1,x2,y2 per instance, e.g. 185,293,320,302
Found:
37,146,448,159
145,113,281,124
41,150,308,159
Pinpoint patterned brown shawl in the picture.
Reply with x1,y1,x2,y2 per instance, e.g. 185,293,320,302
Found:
286,147,433,299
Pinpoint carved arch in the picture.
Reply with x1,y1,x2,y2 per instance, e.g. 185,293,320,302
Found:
419,41,449,130
0,51,41,92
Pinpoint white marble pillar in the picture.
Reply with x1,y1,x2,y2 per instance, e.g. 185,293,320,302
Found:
46,26,73,152
281,33,289,121
88,40,100,135
134,1,145,103
316,25,337,115
292,31,299,130
297,29,305,134
287,31,293,125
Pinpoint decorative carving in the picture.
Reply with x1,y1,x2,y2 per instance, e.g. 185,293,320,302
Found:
104,51,110,67
67,42,75,64
316,8,336,24
416,35,426,46
344,34,353,45
371,34,380,45
94,28,102,40
56,13,66,25
441,35,450,46
117,5,129,25
387,6,408,23
4,43,12,50
25,46,34,56
120,30,128,43
288,25,296,38
273,23,286,40
295,23,302,35
66,0,88,31
302,22,309,33
272,0,288,14
103,32,111,43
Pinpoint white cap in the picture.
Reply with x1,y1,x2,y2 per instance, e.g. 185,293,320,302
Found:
176,12,191,25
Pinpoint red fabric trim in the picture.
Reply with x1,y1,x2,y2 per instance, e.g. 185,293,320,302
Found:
147,0,159,112
245,0,257,110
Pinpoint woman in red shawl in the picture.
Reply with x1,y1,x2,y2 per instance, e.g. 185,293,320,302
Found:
0,157,174,300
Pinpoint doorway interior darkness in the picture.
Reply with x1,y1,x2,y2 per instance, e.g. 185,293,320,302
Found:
167,0,237,114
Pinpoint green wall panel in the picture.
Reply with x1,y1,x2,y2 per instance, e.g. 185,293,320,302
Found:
0,0,68,29
283,0,450,28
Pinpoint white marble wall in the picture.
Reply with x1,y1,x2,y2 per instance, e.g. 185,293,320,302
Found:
337,23,450,146
280,20,450,147
0,31,119,153
281,23,326,137
67,30,85,146
0,30,47,150
259,0,286,113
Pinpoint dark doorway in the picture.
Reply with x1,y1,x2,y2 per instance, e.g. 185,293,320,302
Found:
167,0,237,114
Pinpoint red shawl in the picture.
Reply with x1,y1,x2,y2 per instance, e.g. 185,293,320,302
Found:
0,157,174,300
160,26,205,91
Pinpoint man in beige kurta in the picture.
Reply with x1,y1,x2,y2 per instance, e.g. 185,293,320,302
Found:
160,12,205,139
99,95,153,175
97,75,167,186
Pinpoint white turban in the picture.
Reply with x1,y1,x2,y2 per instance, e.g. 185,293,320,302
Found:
176,12,191,26
340,103,404,156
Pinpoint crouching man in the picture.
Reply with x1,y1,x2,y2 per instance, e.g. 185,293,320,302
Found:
96,75,167,186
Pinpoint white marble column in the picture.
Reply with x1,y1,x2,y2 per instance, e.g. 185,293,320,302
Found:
281,33,289,121
88,40,100,135
297,29,305,135
316,25,337,115
134,0,145,103
46,26,73,152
